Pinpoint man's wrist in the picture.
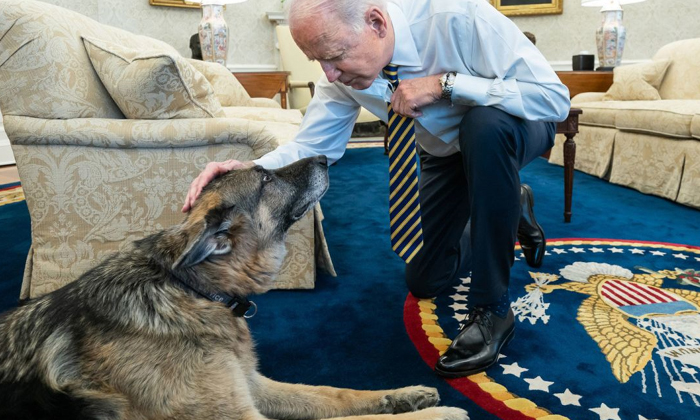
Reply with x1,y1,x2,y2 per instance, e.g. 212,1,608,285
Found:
439,71,457,100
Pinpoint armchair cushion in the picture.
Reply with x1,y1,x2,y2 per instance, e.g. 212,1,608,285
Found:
249,98,283,108
602,59,671,102
83,36,225,119
222,106,303,125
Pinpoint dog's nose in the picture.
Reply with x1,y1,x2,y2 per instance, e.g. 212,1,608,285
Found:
316,155,328,167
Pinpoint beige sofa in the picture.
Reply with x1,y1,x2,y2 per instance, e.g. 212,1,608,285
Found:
0,0,334,299
550,38,700,208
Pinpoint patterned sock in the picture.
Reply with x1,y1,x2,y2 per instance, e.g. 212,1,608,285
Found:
483,290,511,318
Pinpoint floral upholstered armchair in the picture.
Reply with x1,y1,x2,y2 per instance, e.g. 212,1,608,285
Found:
0,0,334,300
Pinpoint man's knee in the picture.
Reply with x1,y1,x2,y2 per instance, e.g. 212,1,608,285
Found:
459,106,516,157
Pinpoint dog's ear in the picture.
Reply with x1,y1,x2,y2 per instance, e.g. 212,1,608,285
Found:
172,207,235,270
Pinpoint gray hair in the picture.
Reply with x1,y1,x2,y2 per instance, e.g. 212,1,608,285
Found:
285,0,388,34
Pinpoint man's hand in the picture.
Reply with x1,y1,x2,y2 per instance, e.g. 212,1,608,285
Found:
181,159,255,213
390,74,443,118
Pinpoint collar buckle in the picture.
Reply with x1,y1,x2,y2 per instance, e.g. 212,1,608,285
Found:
229,297,257,318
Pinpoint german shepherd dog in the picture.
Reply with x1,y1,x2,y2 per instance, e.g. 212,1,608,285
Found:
0,156,468,420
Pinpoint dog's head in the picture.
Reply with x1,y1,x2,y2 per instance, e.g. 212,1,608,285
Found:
171,155,329,294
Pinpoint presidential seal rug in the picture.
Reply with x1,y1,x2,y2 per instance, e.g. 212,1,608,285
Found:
406,238,700,420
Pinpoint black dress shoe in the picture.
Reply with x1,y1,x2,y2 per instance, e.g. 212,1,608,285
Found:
435,308,515,378
518,184,546,268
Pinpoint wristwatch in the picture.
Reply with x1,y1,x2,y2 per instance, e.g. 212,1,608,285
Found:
439,71,457,100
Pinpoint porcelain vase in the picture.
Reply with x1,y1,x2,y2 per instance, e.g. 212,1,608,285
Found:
596,9,626,69
198,4,228,66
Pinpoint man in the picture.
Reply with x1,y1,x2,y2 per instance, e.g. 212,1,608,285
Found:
182,0,570,377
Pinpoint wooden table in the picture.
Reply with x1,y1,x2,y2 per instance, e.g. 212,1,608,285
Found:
556,71,613,98
557,108,582,223
233,71,290,108
551,71,612,222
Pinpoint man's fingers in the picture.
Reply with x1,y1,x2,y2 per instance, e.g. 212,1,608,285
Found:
182,160,248,212
182,176,202,212
222,159,242,171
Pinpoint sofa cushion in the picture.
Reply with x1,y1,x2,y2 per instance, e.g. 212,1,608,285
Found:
187,59,254,107
576,100,700,138
615,100,700,138
222,106,303,125
83,37,225,119
602,59,670,101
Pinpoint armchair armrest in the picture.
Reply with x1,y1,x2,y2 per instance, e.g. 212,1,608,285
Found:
4,115,276,158
572,92,606,105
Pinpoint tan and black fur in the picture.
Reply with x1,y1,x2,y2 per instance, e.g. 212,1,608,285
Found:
0,156,468,420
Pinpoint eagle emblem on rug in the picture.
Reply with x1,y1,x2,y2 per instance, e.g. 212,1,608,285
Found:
525,263,700,385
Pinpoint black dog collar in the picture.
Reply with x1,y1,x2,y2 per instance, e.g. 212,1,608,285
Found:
173,276,257,318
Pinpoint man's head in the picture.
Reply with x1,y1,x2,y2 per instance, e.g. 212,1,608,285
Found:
286,0,393,90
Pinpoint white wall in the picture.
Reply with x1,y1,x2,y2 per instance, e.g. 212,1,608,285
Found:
36,0,700,70
511,0,700,69
40,0,284,69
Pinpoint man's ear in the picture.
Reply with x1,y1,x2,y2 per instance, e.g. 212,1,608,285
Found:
367,6,388,37
172,208,235,270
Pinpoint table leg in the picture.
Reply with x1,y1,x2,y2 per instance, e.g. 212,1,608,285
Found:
563,133,576,223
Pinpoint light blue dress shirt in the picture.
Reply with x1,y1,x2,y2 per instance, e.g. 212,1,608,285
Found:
254,0,570,168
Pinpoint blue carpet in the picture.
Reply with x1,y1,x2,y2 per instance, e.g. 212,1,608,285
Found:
0,182,29,311
1,149,699,419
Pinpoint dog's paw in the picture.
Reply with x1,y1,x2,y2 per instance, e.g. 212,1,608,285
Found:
413,407,469,420
380,386,440,413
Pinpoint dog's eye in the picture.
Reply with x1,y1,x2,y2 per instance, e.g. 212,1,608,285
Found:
262,174,272,183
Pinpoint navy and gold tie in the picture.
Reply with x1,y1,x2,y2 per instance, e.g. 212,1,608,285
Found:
383,64,423,263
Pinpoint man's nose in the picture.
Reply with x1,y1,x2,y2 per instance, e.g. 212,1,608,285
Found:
320,61,341,83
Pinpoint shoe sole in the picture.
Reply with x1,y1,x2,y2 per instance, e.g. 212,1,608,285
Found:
521,184,546,268
434,328,515,378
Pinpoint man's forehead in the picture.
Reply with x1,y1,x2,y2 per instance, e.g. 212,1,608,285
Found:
296,26,349,60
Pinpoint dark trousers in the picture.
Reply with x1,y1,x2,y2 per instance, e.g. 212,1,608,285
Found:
405,106,556,305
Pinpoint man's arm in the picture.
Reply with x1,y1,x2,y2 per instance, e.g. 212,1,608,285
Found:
253,78,361,169
450,2,570,122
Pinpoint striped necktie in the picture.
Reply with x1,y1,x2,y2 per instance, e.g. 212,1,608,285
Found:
383,64,423,264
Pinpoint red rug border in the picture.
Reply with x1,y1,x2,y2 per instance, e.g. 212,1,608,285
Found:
404,294,536,420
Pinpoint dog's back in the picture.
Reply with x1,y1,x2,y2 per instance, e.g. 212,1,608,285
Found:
0,238,174,419
0,283,91,419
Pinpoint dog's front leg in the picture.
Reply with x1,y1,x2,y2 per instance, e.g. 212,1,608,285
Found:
250,373,442,419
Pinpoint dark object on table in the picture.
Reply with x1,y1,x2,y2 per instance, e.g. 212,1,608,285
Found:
190,33,202,60
523,31,536,45
572,54,595,71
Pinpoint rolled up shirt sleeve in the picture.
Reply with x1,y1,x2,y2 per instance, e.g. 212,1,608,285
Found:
253,78,361,169
450,2,570,122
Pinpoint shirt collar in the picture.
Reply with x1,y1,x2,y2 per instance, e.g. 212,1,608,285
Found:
386,2,421,68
